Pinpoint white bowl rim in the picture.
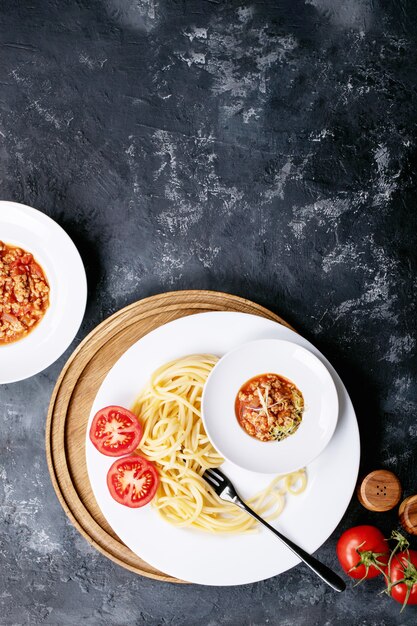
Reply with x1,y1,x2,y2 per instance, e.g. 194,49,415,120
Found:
201,338,339,474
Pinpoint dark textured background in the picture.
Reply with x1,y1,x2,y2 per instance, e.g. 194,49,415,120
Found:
1,0,416,624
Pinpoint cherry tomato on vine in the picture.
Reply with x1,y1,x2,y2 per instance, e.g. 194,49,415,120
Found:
387,550,417,607
337,525,389,580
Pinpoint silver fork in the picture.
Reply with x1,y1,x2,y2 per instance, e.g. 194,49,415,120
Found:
203,467,345,592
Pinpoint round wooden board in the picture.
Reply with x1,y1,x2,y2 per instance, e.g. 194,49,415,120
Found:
46,290,294,583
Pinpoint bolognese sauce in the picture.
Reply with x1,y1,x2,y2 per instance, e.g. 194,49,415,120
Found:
235,373,304,442
0,241,50,344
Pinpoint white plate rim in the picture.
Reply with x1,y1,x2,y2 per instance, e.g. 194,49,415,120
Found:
85,311,360,586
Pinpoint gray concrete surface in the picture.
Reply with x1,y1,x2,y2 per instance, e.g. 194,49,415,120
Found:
0,0,416,624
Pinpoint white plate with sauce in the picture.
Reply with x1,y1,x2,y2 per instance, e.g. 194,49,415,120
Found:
0,201,87,383
86,311,360,586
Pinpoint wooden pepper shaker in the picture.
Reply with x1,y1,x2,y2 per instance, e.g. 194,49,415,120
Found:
399,496,417,536
357,469,402,512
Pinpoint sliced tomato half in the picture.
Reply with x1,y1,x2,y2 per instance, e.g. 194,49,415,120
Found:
107,455,159,508
89,405,142,457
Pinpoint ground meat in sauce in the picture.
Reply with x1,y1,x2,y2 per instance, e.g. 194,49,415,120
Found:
235,373,304,442
0,241,50,344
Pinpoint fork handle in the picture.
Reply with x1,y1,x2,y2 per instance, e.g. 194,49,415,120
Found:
238,501,345,592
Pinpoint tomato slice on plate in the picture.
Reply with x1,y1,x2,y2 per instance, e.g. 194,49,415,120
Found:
89,405,142,457
107,455,159,508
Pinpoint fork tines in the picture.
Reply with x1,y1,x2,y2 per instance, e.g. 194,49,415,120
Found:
203,467,226,490
203,467,239,504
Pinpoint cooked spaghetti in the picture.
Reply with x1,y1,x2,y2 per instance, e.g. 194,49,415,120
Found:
132,354,307,533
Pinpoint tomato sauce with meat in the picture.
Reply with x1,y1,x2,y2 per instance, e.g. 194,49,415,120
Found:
0,241,50,344
235,373,304,442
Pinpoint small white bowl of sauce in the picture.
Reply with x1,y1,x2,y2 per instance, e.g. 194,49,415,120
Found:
202,339,339,474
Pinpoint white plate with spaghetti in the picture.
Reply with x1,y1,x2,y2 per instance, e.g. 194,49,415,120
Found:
85,311,360,586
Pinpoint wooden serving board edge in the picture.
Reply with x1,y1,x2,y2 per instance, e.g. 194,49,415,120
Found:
46,307,182,581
